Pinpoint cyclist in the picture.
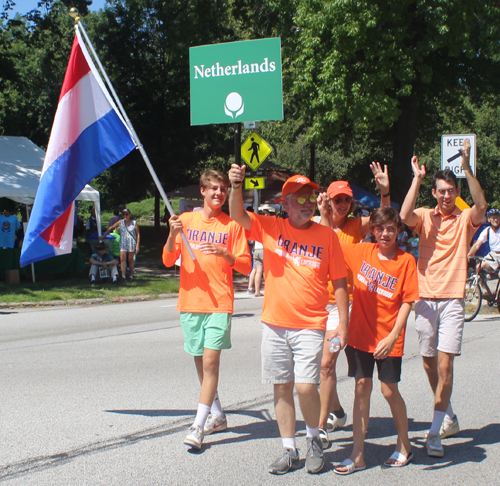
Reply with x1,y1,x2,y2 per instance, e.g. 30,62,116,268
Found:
468,208,500,274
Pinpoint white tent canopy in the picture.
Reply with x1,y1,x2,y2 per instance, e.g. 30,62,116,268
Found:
0,136,101,229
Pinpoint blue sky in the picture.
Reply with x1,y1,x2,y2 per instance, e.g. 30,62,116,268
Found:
7,0,107,17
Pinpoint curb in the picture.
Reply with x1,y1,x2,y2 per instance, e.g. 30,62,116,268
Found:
0,293,177,309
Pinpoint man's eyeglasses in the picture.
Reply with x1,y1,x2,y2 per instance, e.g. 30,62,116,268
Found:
295,194,318,205
332,196,353,205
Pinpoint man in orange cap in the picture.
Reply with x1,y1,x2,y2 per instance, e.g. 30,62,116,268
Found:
229,165,349,475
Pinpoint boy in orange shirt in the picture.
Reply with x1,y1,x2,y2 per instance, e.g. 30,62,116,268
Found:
334,207,418,475
162,170,251,450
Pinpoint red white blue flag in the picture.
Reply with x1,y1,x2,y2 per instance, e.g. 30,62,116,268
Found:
21,27,136,267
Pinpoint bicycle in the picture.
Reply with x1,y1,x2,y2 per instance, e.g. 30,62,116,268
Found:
464,256,500,322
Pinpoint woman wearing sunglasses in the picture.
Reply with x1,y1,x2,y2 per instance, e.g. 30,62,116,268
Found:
316,162,390,449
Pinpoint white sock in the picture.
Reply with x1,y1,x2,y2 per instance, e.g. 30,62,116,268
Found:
282,437,296,451
210,392,224,417
306,425,319,438
192,403,211,429
429,410,446,435
445,403,455,419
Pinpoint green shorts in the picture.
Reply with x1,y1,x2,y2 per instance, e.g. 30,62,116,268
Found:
180,312,232,356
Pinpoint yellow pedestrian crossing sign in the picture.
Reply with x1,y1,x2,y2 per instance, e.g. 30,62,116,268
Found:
244,176,266,190
241,131,273,170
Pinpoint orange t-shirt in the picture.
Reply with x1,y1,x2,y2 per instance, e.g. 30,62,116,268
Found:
411,207,478,299
162,210,251,313
326,217,362,303
341,243,419,357
249,213,347,330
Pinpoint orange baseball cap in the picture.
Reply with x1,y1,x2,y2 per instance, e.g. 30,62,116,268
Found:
275,175,319,202
327,181,353,198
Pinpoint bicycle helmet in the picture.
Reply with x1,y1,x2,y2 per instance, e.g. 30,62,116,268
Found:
487,208,500,217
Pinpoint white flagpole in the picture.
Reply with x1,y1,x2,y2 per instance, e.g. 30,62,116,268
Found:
71,13,195,261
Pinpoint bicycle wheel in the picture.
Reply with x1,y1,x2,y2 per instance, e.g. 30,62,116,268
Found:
464,277,482,322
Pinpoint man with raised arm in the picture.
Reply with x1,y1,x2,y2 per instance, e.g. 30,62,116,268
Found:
400,139,487,457
163,170,251,451
228,164,349,475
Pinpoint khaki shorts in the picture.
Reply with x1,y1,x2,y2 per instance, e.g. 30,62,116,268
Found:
326,301,353,331
414,298,465,357
253,248,264,266
483,251,500,272
261,323,324,384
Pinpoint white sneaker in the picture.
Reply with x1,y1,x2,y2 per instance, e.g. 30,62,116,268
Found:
426,432,444,457
440,415,460,439
424,415,460,439
319,428,329,449
184,425,204,449
327,411,347,432
203,414,227,435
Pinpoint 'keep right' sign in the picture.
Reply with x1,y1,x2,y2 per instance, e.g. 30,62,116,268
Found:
441,134,476,178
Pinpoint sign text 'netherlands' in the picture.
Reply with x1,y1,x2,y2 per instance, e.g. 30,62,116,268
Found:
189,38,283,126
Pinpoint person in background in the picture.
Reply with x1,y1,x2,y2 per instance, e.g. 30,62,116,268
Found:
108,208,121,229
396,224,409,252
333,207,418,475
101,208,140,282
86,208,98,236
468,208,500,275
0,208,21,249
163,170,251,451
89,242,119,285
109,226,121,261
315,162,390,449
407,230,419,260
400,139,487,458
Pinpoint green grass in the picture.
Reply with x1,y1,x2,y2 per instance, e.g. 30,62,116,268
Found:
0,273,179,305
2,224,178,305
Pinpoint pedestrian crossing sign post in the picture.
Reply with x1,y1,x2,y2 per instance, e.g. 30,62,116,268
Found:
241,131,273,170
244,176,266,190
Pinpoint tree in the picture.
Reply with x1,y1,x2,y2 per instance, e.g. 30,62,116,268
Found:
290,0,500,201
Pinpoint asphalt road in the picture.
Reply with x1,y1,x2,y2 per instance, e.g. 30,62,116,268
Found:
1,294,499,485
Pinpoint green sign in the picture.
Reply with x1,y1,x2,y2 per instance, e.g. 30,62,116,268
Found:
189,38,283,126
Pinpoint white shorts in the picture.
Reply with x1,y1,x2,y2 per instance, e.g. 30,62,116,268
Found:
261,323,324,384
414,298,465,357
326,301,353,331
483,251,500,272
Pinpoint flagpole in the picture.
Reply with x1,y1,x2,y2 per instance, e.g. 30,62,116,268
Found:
70,10,195,262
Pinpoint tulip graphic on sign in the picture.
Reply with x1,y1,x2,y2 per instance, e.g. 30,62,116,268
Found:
224,92,244,119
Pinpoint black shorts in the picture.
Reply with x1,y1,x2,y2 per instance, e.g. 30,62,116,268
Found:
345,346,402,383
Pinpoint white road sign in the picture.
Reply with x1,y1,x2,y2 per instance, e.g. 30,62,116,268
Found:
441,134,476,178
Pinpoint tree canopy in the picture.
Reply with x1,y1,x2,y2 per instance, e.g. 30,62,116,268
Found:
2,0,500,210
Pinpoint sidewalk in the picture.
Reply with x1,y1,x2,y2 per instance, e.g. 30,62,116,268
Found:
135,259,253,292
1,260,255,309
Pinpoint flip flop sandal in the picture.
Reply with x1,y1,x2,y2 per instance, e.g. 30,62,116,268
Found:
384,451,414,468
334,458,367,475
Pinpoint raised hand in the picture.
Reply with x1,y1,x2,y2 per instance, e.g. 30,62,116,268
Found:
411,155,426,181
370,161,389,192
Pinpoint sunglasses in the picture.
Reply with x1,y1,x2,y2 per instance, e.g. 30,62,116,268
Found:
293,194,318,205
332,196,353,205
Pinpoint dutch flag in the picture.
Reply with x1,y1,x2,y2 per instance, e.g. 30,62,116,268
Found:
21,26,136,267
